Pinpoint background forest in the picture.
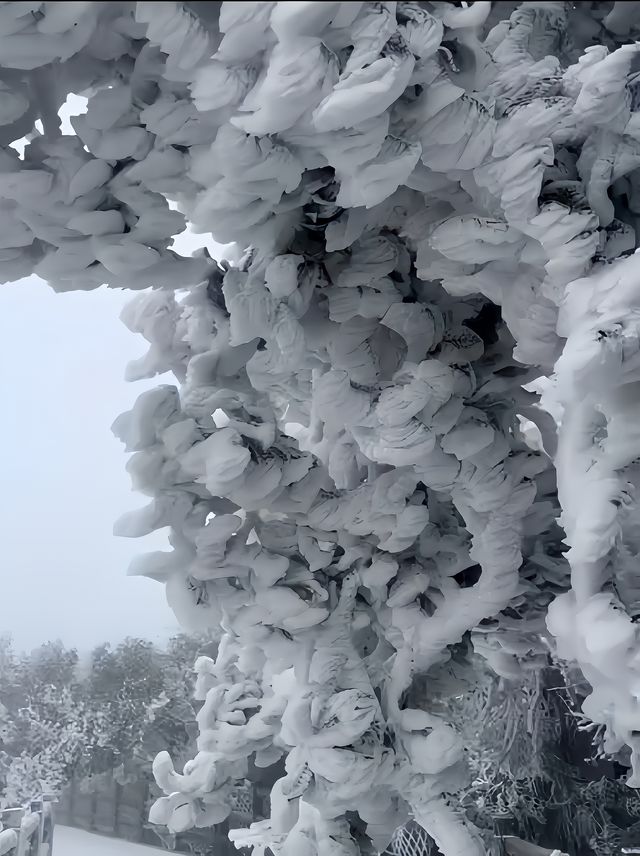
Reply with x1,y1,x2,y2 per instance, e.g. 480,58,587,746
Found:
0,634,209,811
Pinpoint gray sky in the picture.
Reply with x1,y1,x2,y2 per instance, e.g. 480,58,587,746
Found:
0,276,181,653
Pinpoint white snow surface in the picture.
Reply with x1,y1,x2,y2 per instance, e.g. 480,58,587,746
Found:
54,826,167,855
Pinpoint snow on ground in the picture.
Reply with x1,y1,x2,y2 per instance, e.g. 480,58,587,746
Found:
54,825,168,855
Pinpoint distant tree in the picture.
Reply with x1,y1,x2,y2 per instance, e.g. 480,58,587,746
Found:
83,638,166,776
24,641,79,694
112,633,214,786
0,634,209,809
0,638,88,807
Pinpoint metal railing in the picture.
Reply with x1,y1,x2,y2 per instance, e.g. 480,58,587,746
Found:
0,794,57,856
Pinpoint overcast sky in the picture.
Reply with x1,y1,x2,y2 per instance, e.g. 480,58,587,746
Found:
0,277,181,653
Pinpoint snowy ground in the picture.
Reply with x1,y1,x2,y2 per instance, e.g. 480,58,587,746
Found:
54,825,167,854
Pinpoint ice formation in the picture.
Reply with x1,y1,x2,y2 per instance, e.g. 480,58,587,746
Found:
4,1,640,854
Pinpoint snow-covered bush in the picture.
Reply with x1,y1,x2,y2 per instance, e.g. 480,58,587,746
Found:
5,1,640,854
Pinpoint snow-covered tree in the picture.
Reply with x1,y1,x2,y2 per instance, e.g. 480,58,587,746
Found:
5,2,640,854
0,640,90,807
103,634,212,786
0,634,207,817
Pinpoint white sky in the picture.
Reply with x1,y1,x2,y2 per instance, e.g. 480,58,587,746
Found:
0,95,231,654
0,276,181,653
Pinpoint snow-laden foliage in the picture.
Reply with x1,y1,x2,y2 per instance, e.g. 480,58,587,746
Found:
4,1,640,854
0,640,90,807
0,634,206,823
